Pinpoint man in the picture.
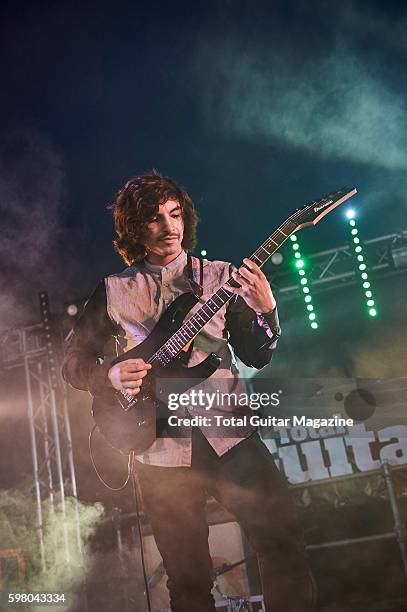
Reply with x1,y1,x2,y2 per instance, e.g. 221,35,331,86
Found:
62,172,315,611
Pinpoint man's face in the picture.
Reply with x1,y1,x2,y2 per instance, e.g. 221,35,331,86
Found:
141,199,184,265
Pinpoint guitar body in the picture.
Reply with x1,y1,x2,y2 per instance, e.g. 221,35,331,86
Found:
91,292,222,455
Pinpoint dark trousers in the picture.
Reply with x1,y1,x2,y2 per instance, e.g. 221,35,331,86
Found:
135,429,315,611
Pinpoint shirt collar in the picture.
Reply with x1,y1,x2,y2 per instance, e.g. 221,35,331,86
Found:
142,250,187,275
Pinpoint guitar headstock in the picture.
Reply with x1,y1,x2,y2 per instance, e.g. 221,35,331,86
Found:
291,187,357,231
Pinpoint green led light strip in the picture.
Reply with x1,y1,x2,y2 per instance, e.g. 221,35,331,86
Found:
290,234,318,329
346,210,377,317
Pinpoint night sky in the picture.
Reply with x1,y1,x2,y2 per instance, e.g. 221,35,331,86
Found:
1,0,407,330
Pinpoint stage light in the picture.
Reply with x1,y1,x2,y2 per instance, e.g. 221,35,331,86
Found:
67,304,79,317
271,252,283,265
390,246,407,270
200,249,207,257
290,237,319,329
346,211,378,318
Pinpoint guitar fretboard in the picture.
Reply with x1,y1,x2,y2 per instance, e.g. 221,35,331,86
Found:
150,217,298,366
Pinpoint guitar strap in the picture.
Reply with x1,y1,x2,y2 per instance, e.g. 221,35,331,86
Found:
187,253,204,299
178,254,203,365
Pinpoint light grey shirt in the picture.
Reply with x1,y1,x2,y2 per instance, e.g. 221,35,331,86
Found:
105,251,269,466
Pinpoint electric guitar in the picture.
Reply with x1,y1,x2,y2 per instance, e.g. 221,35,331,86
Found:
92,186,357,455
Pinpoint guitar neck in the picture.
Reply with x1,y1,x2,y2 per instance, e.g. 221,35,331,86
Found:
151,218,297,365
245,218,298,267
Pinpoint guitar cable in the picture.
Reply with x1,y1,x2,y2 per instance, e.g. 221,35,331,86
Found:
88,424,134,490
88,426,153,612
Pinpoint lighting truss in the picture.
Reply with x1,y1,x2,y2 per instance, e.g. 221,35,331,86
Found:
0,316,83,574
269,230,407,300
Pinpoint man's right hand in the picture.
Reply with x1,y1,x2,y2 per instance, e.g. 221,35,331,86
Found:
108,359,152,396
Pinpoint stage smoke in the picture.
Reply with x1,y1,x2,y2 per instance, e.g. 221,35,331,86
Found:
0,487,103,608
198,45,407,172
192,0,407,178
0,127,91,331
348,327,407,379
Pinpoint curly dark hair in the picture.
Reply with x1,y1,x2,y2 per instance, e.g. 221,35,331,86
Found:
108,171,198,265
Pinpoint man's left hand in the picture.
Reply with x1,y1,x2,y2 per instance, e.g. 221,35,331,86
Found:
228,258,276,313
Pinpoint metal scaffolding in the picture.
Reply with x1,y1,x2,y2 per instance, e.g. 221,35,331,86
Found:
0,301,82,574
269,230,407,299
